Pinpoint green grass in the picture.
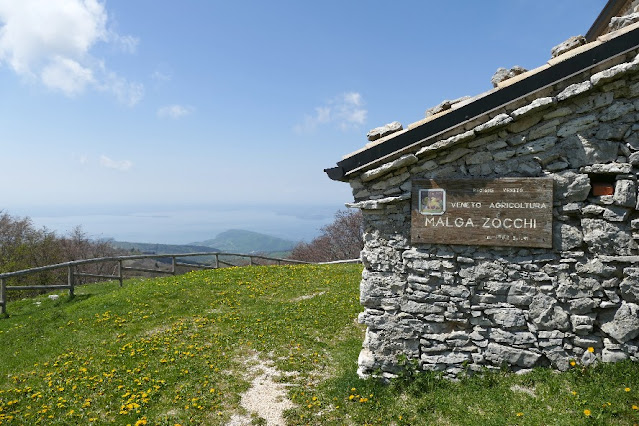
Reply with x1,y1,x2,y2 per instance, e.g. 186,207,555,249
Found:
0,264,637,425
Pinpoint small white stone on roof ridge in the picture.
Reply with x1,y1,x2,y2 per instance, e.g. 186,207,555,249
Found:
511,97,556,118
366,121,403,142
551,35,587,59
360,154,418,182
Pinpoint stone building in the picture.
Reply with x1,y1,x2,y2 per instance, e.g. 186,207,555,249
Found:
325,0,639,378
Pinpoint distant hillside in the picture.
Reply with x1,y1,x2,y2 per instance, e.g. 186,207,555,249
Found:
110,241,219,255
192,229,296,254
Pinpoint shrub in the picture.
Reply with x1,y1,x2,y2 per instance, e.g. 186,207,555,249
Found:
290,209,363,262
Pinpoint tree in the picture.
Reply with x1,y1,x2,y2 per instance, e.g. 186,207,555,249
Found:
0,211,123,295
290,209,363,262
0,211,62,272
58,225,122,282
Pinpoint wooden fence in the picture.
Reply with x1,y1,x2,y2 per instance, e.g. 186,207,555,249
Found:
0,252,316,316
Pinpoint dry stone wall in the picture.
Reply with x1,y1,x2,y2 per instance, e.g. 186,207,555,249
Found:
349,49,639,379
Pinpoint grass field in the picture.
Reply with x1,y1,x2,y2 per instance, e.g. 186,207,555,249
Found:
0,263,637,425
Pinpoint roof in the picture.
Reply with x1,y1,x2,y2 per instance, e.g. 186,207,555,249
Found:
325,3,639,182
586,0,633,41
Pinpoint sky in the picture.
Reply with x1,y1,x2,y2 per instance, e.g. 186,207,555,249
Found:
0,0,606,243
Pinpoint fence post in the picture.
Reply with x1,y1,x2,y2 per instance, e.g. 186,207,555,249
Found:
215,254,219,269
249,256,254,266
1,278,6,316
118,260,123,287
68,265,75,298
172,256,177,275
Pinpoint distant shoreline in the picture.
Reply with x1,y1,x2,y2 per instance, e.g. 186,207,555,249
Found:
12,203,344,245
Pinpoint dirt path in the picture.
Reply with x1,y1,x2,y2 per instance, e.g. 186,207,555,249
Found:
227,353,294,425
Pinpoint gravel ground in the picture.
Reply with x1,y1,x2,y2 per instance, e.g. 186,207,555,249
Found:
227,353,295,425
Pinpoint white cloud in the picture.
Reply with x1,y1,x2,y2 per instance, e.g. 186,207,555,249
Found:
157,104,194,119
295,92,367,133
100,155,132,171
41,56,94,96
110,34,138,54
151,69,172,82
101,70,144,107
0,0,142,104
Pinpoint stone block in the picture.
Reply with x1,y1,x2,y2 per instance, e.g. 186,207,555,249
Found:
601,349,628,363
554,171,591,202
591,59,639,86
529,293,570,331
439,147,472,164
553,222,583,251
484,307,527,329
573,335,603,348
544,107,573,119
402,300,445,315
465,151,493,165
620,275,639,303
488,328,536,346
544,349,571,371
438,285,471,298
570,314,596,334
516,136,557,156
568,298,598,314
564,135,619,168
574,91,614,114
493,150,517,161
511,97,555,118
484,343,541,368
366,121,403,142
582,218,638,255
421,351,471,365
599,302,639,343
508,113,543,133
614,180,637,207
557,81,592,101
551,35,587,58
474,114,513,133
596,123,630,140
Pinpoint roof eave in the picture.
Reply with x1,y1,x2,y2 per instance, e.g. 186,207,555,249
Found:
586,0,629,42
325,24,639,182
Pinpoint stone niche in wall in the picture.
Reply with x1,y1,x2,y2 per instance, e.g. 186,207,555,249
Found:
346,48,639,379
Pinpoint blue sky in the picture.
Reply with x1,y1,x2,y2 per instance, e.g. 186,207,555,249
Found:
0,0,606,242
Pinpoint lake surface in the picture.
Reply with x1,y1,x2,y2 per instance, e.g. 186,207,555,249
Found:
11,203,346,244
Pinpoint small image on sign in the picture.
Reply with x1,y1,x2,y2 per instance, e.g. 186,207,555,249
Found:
419,189,446,215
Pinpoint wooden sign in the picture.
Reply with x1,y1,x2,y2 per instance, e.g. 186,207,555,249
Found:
411,178,553,248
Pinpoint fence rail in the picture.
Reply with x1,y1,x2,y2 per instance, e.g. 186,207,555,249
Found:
0,252,319,316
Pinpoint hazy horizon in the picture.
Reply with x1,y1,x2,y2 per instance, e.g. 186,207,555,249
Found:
9,203,346,245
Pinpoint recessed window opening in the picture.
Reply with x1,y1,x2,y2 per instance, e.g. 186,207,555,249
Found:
589,174,616,196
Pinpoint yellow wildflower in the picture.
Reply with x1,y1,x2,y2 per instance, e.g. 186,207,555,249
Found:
583,409,591,416
587,347,594,353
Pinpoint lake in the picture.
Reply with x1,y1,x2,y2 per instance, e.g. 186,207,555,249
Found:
11,203,346,244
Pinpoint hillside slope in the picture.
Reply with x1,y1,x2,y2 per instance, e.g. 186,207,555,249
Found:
1,264,638,425
0,264,362,425
192,229,296,254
